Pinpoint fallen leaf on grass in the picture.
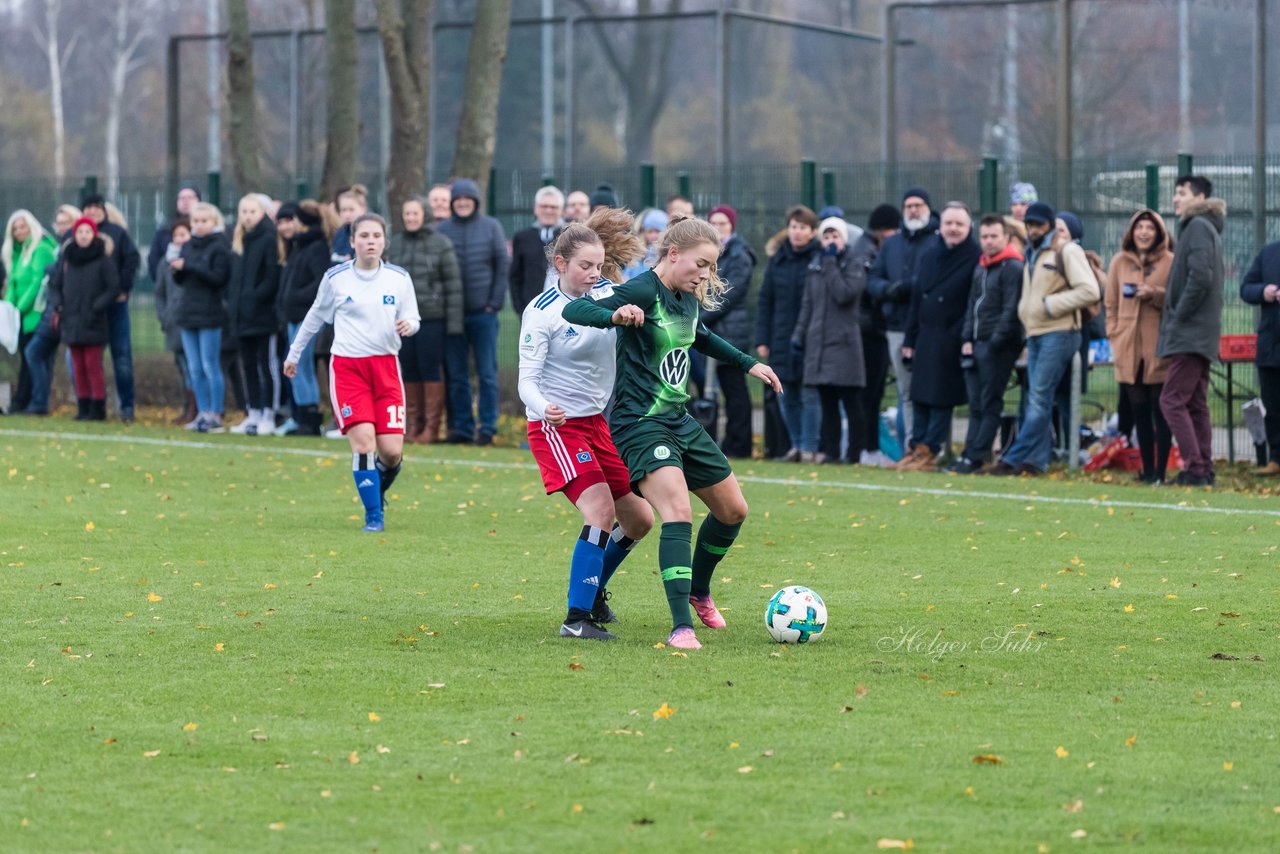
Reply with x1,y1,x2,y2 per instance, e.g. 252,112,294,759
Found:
571,803,584,814
568,662,585,671
268,822,285,831
251,733,269,742
182,722,198,732
877,839,914,850
652,703,676,720
347,751,360,765
1062,798,1084,813
103,738,117,745
972,754,1003,765
147,592,163,603
1223,761,1233,771
1221,611,1241,618
1071,829,1087,839
1055,746,1070,758
1123,604,1135,613
368,712,381,722
214,643,225,652
143,750,160,758
1125,735,1137,748
737,765,753,774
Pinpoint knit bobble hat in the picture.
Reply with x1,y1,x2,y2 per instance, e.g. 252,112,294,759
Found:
1022,201,1056,225
708,204,737,230
589,184,618,208
868,203,902,231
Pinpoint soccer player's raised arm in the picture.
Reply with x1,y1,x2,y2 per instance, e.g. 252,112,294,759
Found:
561,278,653,329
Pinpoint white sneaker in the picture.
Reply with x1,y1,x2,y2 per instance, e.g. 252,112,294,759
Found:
274,417,299,436
324,428,345,439
860,450,896,468
184,412,205,431
230,412,254,434
253,408,274,435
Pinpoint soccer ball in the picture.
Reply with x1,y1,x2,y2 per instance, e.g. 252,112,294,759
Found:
764,585,827,643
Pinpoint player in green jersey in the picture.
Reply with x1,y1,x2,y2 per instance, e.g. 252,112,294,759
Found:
562,216,784,649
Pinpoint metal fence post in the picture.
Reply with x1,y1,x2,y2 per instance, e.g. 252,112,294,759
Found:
979,156,998,213
487,166,497,215
677,172,691,202
821,169,836,208
640,163,656,209
295,181,310,201
541,174,557,187
1145,162,1160,212
800,159,816,211
82,175,99,204
207,171,221,209
1177,152,1193,177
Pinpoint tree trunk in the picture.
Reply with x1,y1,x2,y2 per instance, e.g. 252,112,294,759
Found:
450,0,512,205
320,0,359,201
225,0,262,192
373,0,431,231
106,3,147,200
42,0,68,186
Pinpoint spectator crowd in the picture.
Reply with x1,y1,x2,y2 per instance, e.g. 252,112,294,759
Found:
2,172,1277,483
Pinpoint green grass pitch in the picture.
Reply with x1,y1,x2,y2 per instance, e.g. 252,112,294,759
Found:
2,420,1278,852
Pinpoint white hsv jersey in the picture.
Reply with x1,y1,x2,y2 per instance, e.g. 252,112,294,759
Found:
287,261,421,363
518,282,617,421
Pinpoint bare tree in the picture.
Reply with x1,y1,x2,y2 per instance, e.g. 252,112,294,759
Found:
31,0,79,185
450,0,511,202
373,0,431,229
105,0,152,199
225,0,262,191
569,0,681,165
320,0,359,200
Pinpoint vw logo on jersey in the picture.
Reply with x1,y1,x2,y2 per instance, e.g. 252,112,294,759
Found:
382,295,396,305
659,349,690,388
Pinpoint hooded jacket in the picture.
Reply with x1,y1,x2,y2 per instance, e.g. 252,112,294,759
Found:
702,233,755,351
1105,211,1174,384
434,178,509,315
49,234,120,346
867,212,941,332
1240,239,1280,370
1017,235,1100,337
1157,197,1227,362
227,218,281,338
387,224,464,336
755,235,822,382
278,228,332,325
173,231,231,329
94,220,140,294
961,244,1024,349
793,247,866,388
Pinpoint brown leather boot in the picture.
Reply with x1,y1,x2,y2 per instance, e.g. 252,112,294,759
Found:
403,382,425,442
420,381,446,444
1256,460,1280,477
893,445,927,471
172,389,197,425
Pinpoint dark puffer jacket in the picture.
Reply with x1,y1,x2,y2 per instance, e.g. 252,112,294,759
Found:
434,178,509,314
173,232,231,329
793,248,866,387
867,212,941,331
702,233,755,351
278,228,333,325
961,245,1025,349
755,236,821,382
1240,239,1280,369
387,225,464,336
227,218,280,337
49,236,120,346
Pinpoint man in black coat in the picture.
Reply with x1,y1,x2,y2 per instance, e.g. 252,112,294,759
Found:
509,186,564,312
854,203,903,466
947,214,1025,473
82,194,141,422
1240,238,1280,476
899,203,981,471
867,188,942,448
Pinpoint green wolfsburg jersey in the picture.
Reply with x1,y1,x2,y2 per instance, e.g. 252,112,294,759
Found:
560,270,756,428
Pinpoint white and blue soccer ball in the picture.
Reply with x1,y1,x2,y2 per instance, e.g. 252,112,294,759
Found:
764,585,827,643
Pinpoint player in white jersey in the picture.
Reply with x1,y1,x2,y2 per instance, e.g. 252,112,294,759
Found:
518,210,653,640
285,213,421,533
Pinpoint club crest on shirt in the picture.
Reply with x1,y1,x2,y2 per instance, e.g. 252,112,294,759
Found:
576,451,592,463
382,295,395,305
341,405,352,417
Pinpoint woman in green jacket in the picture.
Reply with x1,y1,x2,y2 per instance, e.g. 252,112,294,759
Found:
2,209,58,412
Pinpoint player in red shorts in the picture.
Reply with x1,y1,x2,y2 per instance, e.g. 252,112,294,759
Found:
284,213,420,532
518,209,654,639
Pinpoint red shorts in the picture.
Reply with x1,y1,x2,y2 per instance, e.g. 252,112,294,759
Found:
527,414,632,502
330,354,405,434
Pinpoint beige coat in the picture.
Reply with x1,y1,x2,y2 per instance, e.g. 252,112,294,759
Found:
1105,211,1174,385
1017,239,1100,337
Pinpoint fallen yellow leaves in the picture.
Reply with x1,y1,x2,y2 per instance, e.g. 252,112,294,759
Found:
571,803,584,814
84,521,95,532
368,712,381,722
1055,746,1070,758
143,750,160,758
1223,761,1233,771
1123,603,1135,613
147,592,163,603
652,703,677,720
348,751,360,765
268,822,286,831
877,839,914,850
182,722,198,732
972,754,1003,765
1125,735,1137,748
568,662,585,671
214,643,225,652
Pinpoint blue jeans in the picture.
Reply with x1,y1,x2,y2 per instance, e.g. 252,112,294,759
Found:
445,311,500,438
181,327,224,414
1002,330,1081,472
107,300,135,413
23,326,60,412
287,322,319,406
778,381,821,453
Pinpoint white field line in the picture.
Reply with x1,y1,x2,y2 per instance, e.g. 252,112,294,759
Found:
4,428,1279,519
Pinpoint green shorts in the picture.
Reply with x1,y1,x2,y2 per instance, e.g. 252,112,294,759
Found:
613,414,734,494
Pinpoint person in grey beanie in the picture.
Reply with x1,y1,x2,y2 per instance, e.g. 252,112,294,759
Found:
435,178,509,445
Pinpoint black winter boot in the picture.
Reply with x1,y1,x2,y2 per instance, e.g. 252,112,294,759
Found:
89,399,107,421
75,398,91,421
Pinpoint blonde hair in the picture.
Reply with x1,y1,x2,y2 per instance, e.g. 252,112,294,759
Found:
55,204,82,229
336,184,369,212
2,209,49,272
656,215,727,310
547,208,646,285
190,202,225,233
231,193,268,255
